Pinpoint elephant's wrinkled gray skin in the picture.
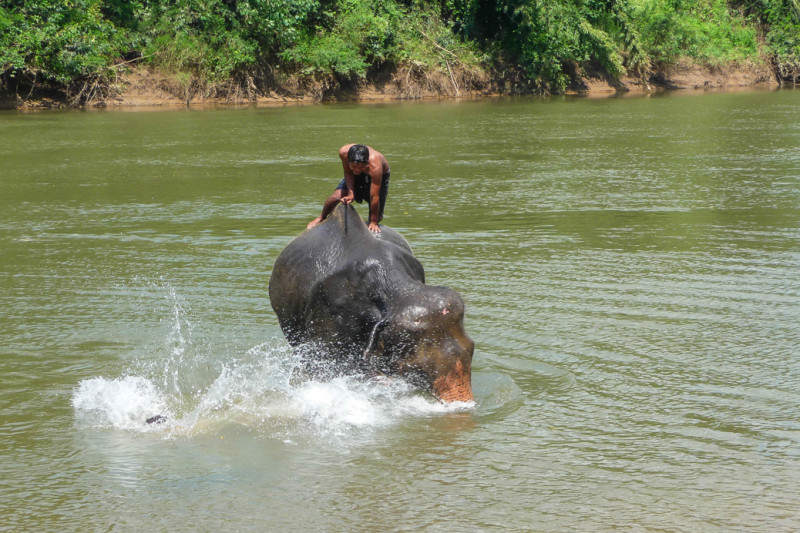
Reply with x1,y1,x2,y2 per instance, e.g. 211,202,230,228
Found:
269,203,474,402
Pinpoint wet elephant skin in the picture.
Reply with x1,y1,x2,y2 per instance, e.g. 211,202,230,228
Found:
269,203,474,402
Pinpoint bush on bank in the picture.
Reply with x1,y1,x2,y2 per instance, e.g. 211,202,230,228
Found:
1,0,798,105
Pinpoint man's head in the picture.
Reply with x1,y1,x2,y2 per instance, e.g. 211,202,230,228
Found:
347,145,370,169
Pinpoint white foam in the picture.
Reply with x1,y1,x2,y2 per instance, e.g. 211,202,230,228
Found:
73,358,473,439
72,376,171,431
72,279,474,440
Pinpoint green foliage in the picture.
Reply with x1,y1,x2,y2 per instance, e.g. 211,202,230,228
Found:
283,0,486,80
135,0,254,81
631,0,759,65
443,0,769,91
1,0,127,88
446,0,647,92
393,4,487,71
283,0,398,78
734,0,800,68
1,0,799,101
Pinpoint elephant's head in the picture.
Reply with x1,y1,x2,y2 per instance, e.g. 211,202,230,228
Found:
365,285,474,402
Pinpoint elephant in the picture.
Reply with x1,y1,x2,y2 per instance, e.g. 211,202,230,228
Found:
268,203,474,402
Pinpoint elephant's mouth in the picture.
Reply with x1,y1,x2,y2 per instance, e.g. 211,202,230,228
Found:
432,360,473,402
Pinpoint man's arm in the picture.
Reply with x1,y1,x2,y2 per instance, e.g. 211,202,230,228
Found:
339,146,356,202
367,171,382,232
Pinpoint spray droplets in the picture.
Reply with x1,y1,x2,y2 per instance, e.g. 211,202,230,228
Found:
72,279,473,442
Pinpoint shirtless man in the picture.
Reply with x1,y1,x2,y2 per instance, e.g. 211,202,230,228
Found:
307,144,390,233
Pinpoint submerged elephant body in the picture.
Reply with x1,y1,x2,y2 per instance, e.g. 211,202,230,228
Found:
269,204,474,402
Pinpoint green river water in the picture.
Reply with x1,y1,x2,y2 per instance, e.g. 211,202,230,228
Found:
1,90,799,531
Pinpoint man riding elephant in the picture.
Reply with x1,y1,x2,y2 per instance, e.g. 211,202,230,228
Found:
271,203,473,402
307,144,390,233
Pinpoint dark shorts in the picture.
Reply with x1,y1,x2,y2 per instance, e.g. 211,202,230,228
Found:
336,170,390,221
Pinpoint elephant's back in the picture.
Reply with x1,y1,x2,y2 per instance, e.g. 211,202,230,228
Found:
269,219,425,322
374,226,414,254
269,231,334,314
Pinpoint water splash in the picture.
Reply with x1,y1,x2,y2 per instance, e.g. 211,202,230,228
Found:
72,376,172,432
160,277,192,399
72,280,474,441
72,345,473,440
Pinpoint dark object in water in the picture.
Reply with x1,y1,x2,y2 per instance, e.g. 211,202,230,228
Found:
269,202,474,402
146,415,167,424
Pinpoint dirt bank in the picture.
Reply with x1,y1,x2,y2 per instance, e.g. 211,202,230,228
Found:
573,59,778,95
1,60,782,110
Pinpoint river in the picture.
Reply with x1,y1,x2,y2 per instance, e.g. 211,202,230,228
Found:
2,89,799,531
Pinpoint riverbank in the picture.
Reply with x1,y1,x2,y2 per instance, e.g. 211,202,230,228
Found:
0,59,782,110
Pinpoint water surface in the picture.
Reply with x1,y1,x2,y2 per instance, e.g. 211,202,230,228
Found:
2,90,799,531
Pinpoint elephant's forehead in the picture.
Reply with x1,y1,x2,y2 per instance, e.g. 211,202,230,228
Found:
402,304,429,318
398,299,449,321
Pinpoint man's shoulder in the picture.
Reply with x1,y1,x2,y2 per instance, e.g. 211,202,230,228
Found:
369,148,386,163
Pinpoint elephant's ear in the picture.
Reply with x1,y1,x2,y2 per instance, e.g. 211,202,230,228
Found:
363,318,388,362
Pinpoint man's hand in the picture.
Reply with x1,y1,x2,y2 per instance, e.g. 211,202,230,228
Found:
368,222,381,233
341,192,354,205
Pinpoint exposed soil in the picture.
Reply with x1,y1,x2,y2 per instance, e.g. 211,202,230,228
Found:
572,59,778,96
97,62,499,108
1,59,784,110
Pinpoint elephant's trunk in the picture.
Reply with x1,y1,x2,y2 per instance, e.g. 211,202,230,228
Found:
433,360,473,402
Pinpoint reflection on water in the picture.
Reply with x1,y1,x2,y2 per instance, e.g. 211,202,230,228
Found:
2,90,800,531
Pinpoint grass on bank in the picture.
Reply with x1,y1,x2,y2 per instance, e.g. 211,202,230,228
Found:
1,0,798,105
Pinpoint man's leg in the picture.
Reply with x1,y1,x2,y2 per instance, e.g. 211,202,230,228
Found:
307,188,344,229
376,174,389,223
